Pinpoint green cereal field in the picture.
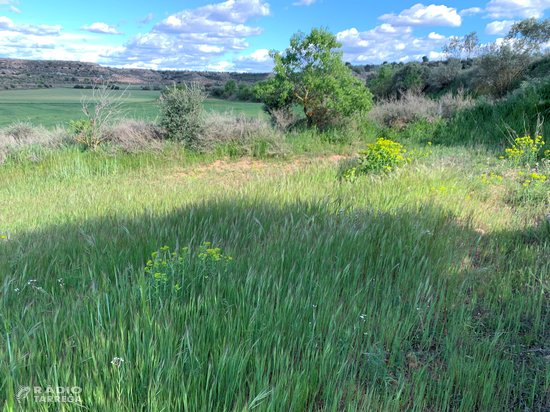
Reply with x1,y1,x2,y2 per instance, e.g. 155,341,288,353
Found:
0,88,265,127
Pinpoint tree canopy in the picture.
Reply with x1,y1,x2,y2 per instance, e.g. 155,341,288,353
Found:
255,28,373,129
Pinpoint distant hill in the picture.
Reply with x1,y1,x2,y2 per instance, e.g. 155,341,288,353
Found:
0,58,270,91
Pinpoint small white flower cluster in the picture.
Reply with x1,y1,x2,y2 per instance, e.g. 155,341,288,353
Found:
111,357,124,368
27,279,45,292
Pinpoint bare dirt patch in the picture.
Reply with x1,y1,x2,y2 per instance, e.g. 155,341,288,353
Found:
168,154,348,182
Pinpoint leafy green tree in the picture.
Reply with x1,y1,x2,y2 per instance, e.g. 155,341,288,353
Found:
236,84,254,101
255,28,373,129
223,80,237,98
391,62,428,94
367,64,396,99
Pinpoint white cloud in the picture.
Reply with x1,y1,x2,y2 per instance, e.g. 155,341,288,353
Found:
486,0,550,19
197,44,224,53
81,22,121,35
0,28,121,63
428,31,445,40
293,0,317,6
233,48,273,71
0,16,61,35
0,15,125,63
337,24,449,63
108,0,270,70
485,20,515,35
460,7,482,16
245,48,271,61
206,60,235,71
9,5,21,13
155,0,269,33
379,3,462,27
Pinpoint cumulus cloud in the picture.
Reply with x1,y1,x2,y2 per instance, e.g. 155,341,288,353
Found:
154,0,268,37
336,24,449,63
233,48,273,71
108,0,270,70
379,3,462,27
485,20,515,35
486,0,550,19
81,22,121,35
293,0,317,6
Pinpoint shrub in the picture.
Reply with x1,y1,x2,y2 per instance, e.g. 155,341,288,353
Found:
425,59,463,94
368,90,471,129
102,120,164,153
339,138,408,180
76,83,128,149
505,169,550,205
268,107,300,131
367,64,396,99
1,122,64,149
69,119,94,148
504,135,546,165
437,89,474,118
368,91,439,128
0,123,68,164
200,112,288,158
390,62,429,95
159,83,206,146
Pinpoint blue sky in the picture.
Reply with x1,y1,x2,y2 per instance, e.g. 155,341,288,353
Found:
0,0,548,71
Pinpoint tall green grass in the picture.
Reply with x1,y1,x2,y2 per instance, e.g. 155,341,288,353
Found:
0,142,548,410
435,79,550,149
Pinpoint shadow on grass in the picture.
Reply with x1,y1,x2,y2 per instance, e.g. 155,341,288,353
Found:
1,199,472,286
0,199,547,410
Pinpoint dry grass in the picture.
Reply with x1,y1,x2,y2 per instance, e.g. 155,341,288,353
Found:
0,122,68,163
199,112,289,157
437,89,474,118
268,107,301,131
369,90,473,127
103,119,164,153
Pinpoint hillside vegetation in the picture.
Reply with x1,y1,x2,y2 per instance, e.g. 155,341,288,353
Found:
0,58,268,92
